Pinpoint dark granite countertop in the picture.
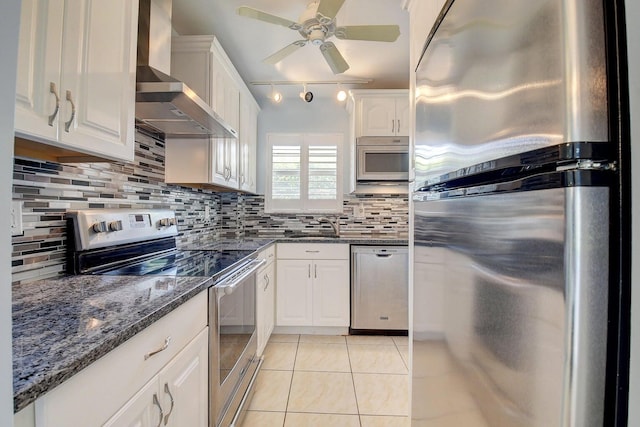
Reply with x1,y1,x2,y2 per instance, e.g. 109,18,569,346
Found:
12,274,212,412
12,236,408,412
196,236,408,249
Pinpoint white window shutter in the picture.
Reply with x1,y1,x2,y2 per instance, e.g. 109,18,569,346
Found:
266,133,343,213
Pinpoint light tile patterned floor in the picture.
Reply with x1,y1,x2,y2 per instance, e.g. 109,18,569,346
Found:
241,334,410,427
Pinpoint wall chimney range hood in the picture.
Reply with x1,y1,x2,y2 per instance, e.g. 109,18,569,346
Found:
135,0,237,139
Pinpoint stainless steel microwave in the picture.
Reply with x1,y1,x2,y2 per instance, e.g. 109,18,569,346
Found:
356,136,410,181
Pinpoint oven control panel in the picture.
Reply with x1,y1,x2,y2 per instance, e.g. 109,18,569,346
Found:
67,209,178,250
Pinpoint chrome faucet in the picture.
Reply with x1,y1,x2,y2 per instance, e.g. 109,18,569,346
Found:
318,216,340,237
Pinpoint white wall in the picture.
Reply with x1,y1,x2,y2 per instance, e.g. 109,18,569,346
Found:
626,0,639,424
256,98,350,195
1,0,20,424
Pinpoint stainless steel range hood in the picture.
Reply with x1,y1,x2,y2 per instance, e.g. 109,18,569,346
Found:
135,0,237,139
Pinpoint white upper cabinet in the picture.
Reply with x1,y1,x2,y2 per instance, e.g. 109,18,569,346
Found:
15,0,138,162
239,92,259,193
168,35,259,191
212,137,239,188
171,35,240,133
354,90,410,137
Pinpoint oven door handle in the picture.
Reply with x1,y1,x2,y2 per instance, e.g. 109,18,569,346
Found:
215,258,266,296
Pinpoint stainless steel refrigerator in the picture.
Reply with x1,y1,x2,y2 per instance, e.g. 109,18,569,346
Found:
411,0,628,426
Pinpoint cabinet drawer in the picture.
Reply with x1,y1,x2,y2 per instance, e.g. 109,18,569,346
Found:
258,244,275,267
277,243,349,260
35,291,207,427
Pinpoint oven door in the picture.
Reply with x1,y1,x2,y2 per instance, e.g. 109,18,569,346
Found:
356,144,409,181
210,259,264,427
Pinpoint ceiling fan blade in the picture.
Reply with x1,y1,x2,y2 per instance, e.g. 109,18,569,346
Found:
320,42,349,74
237,6,301,30
263,40,307,65
335,25,401,42
316,0,345,23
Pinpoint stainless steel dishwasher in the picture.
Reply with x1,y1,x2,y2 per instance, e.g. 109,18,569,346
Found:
351,245,409,332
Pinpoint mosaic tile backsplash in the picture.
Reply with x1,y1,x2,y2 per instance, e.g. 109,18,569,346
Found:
12,131,408,284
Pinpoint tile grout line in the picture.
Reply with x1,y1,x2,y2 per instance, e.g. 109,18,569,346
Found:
283,334,300,427
344,336,365,427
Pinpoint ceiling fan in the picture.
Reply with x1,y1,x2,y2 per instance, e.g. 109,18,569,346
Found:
237,0,401,74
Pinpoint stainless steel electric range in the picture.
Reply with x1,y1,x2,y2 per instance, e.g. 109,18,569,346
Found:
67,209,264,427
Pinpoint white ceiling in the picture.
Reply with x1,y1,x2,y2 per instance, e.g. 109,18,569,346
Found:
171,0,410,106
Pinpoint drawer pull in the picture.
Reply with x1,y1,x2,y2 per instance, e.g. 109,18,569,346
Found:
163,383,174,425
48,82,60,126
145,336,171,360
305,250,320,253
64,90,76,132
153,393,164,427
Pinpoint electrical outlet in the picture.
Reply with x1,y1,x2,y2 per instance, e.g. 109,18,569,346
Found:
204,205,210,220
354,202,366,219
11,201,23,236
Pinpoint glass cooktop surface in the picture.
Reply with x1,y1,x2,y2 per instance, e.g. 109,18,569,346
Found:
100,249,255,279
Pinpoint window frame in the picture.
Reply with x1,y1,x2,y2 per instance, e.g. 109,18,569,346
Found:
265,132,343,214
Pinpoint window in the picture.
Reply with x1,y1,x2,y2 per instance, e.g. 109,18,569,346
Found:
266,133,343,213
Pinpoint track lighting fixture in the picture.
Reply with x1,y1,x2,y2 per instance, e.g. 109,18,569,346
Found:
270,84,282,104
255,79,371,103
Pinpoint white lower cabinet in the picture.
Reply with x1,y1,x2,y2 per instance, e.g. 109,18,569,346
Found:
256,246,276,356
104,328,208,427
312,260,350,326
276,259,314,326
276,244,350,328
33,292,208,427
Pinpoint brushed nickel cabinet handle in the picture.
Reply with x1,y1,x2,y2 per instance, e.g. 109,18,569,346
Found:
144,336,171,360
397,119,400,133
163,383,174,425
264,274,270,291
314,264,317,279
48,82,60,126
153,393,164,427
308,264,311,278
64,90,76,132
391,119,394,133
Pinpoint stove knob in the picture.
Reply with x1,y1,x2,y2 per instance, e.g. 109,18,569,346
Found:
108,220,123,231
159,218,170,227
169,218,176,226
92,221,107,233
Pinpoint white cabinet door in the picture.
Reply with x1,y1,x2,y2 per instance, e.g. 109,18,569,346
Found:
60,0,137,160
239,95,258,193
212,138,239,188
256,262,275,356
360,97,397,136
102,378,160,427
396,97,411,136
264,262,275,343
276,260,313,326
224,75,240,131
158,329,208,427
226,138,240,189
15,0,137,162
312,260,350,327
14,0,64,143
210,52,226,117
103,329,208,427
